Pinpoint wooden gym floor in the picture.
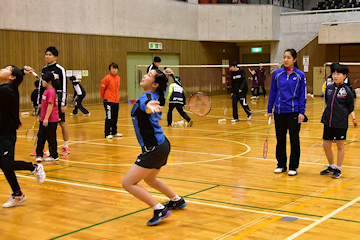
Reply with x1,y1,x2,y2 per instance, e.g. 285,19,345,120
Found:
1,95,360,240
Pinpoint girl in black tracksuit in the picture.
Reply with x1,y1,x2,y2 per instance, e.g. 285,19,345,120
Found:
70,76,89,115
320,64,354,179
0,65,45,208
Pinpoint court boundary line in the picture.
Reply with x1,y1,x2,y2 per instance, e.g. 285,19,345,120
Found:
68,165,353,202
13,174,318,222
285,196,360,240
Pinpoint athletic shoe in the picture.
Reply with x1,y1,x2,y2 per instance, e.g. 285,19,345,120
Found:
147,207,172,226
274,167,286,173
30,150,46,156
188,121,193,127
250,96,256,100
32,163,46,184
2,193,26,208
231,119,239,123
332,168,342,179
83,112,91,117
113,133,123,137
60,147,70,156
106,135,113,139
164,198,186,210
353,119,357,126
69,113,78,116
320,166,335,175
247,114,252,121
264,95,267,99
43,156,59,161
35,156,43,163
288,170,297,176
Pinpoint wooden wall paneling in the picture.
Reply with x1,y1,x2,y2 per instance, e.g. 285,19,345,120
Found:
1,30,239,109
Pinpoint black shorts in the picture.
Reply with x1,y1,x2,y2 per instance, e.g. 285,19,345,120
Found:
135,138,170,169
58,101,65,123
323,125,347,141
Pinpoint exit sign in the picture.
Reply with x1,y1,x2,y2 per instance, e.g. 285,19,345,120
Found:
149,42,163,50
251,47,262,53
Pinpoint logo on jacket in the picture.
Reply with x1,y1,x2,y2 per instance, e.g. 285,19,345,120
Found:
233,75,242,79
337,87,347,98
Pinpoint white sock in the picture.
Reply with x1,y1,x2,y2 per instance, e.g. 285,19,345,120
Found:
171,195,181,201
153,203,165,210
336,166,341,170
330,164,336,169
63,141,69,148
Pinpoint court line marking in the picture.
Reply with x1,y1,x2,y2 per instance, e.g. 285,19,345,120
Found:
285,196,360,240
67,165,353,202
228,171,360,239
12,174,318,222
17,132,360,169
57,136,251,166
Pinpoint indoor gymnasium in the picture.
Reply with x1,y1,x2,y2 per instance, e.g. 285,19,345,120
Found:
1,0,360,239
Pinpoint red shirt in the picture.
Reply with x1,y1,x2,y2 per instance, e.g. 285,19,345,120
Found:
40,88,59,122
100,73,121,103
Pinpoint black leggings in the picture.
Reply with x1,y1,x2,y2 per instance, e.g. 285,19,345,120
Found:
274,112,301,170
73,94,89,114
167,103,191,126
36,122,58,158
0,133,34,193
104,101,119,136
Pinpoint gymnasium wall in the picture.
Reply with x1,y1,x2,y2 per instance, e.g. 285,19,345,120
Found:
0,30,239,110
319,24,360,44
273,11,360,63
0,0,285,42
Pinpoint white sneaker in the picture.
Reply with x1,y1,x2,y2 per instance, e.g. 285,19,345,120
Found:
106,135,113,139
231,119,239,123
250,96,256,99
69,113,78,116
113,133,123,137
274,168,286,173
43,156,59,161
2,193,27,208
247,114,252,121
288,170,297,176
83,112,91,117
33,163,46,184
35,156,43,163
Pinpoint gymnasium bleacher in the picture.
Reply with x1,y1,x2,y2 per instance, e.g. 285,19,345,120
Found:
312,0,360,10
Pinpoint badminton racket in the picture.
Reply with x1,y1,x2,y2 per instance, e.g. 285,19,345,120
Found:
350,79,359,88
26,115,39,143
223,106,228,116
263,116,271,159
171,75,211,117
307,143,324,162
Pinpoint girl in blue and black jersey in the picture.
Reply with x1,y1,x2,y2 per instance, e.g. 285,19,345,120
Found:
267,49,307,176
122,68,186,226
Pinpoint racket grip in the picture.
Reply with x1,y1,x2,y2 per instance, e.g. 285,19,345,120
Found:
268,116,271,125
32,71,40,78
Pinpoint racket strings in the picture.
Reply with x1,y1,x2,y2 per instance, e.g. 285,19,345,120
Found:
188,93,211,117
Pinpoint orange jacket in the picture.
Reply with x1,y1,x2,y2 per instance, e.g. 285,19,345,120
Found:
100,73,121,103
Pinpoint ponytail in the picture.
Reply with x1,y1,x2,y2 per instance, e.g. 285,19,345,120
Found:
154,70,168,106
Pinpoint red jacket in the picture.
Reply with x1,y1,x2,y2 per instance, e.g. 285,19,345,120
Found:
100,73,121,103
